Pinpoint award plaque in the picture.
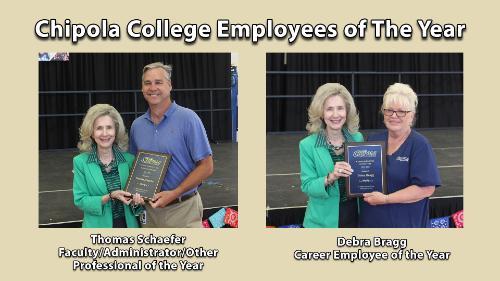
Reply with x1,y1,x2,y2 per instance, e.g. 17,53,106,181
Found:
345,141,387,197
125,150,172,201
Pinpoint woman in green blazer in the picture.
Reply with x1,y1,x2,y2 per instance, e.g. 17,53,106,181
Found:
73,104,142,228
300,83,364,228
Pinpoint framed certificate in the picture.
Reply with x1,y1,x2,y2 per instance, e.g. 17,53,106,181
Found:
125,150,172,201
344,141,387,198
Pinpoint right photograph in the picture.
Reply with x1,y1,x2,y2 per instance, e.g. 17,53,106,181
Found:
266,53,463,228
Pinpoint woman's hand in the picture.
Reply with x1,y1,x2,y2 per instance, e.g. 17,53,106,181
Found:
364,185,435,205
110,190,133,205
326,161,353,185
363,191,390,205
132,193,145,206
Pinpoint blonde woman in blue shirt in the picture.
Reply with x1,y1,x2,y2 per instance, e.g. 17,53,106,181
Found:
360,83,440,227
299,83,364,228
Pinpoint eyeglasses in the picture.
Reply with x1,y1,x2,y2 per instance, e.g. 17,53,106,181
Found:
383,109,411,117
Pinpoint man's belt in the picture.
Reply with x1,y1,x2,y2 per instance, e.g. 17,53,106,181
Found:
165,191,198,207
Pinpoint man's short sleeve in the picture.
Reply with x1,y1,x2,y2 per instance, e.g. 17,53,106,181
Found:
186,112,212,162
129,123,138,156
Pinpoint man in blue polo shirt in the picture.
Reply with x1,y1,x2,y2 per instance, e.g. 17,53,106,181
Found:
129,62,214,228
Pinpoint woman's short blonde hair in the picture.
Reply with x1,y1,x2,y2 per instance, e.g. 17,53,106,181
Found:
77,104,128,152
381,83,418,113
306,83,360,134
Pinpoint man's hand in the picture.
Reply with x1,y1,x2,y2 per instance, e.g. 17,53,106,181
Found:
149,190,179,208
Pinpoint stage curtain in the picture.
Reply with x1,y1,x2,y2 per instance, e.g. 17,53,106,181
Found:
39,53,231,149
267,53,463,132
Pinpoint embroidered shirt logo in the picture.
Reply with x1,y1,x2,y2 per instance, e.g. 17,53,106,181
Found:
396,156,409,162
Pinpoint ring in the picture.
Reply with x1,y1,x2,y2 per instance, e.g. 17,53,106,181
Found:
339,169,343,173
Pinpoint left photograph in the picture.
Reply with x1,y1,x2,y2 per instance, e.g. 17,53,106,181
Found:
39,53,238,228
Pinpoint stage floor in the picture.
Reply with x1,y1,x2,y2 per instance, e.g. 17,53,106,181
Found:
39,142,238,226
266,128,463,208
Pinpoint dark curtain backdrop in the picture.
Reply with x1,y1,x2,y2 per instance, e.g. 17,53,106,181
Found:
266,53,463,132
40,53,231,150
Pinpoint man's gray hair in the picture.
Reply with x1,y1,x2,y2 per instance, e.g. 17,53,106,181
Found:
142,62,172,81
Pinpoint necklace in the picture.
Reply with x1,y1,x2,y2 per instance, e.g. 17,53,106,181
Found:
103,160,114,173
390,129,411,145
99,157,115,173
329,142,344,151
327,133,344,151
388,129,411,155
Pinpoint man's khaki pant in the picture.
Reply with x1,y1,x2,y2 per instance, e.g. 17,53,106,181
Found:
141,193,203,228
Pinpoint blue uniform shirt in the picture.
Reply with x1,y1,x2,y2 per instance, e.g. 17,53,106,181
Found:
129,102,212,196
359,130,441,228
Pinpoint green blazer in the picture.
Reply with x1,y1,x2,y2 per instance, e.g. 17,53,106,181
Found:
299,130,364,228
73,152,139,228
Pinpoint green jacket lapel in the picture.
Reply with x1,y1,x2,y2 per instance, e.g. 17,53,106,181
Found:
118,161,129,190
315,145,333,176
88,163,107,194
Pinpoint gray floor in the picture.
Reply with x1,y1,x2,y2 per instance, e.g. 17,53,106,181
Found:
39,142,238,225
266,128,463,208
